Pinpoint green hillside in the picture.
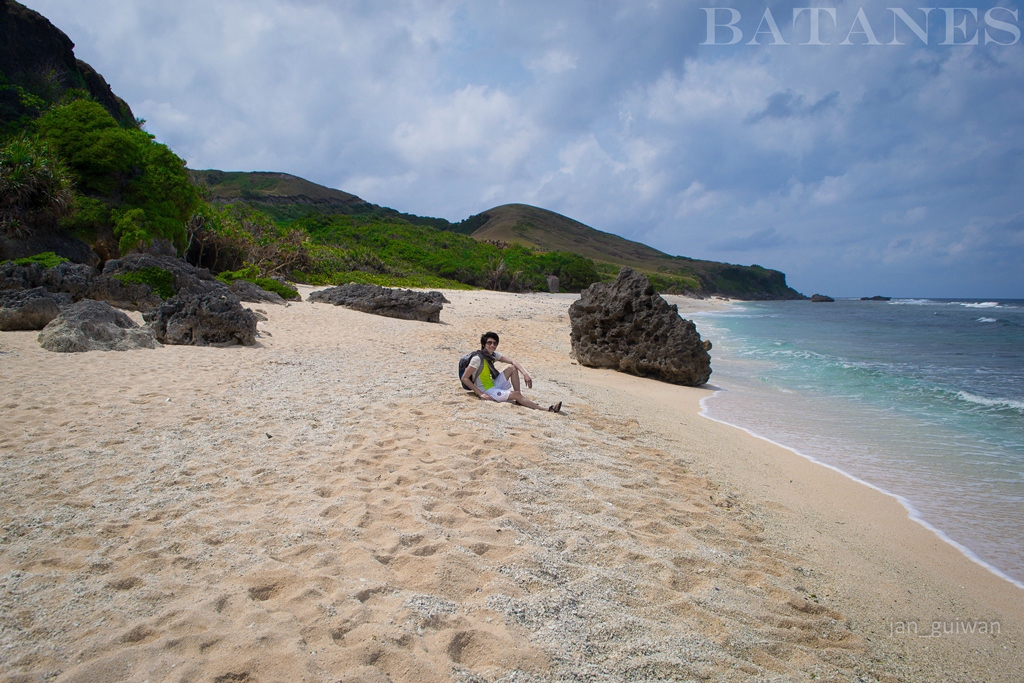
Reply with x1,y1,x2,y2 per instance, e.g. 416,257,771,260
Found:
192,169,461,231
466,204,802,299
196,173,803,299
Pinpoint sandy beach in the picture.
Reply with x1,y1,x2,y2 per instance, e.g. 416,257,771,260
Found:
1,288,1021,683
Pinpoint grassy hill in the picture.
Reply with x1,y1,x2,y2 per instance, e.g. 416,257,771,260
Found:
191,169,458,231
470,203,685,269
194,172,803,299
466,204,803,300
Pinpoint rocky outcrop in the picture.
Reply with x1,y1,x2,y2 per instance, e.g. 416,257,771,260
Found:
143,292,258,346
84,276,162,312
810,294,835,302
1,260,94,297
860,295,891,301
0,286,64,330
102,254,230,299
0,260,161,311
568,267,712,386
38,299,157,352
309,284,449,323
229,279,287,305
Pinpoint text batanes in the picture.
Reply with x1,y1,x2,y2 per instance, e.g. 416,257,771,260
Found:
701,7,1021,45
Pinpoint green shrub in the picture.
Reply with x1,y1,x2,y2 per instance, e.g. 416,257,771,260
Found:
113,266,176,299
251,277,300,299
36,100,200,255
0,136,74,235
216,266,300,299
10,252,69,268
297,269,473,290
111,207,148,255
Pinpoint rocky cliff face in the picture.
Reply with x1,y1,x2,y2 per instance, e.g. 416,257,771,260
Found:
0,0,135,130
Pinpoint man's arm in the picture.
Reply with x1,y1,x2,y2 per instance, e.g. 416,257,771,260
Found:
462,365,495,400
496,354,533,389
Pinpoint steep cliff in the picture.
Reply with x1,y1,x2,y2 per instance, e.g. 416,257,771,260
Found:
0,0,135,133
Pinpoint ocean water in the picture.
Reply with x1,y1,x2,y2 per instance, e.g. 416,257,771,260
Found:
687,298,1024,588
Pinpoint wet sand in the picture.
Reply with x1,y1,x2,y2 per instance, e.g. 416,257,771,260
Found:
1,288,1021,682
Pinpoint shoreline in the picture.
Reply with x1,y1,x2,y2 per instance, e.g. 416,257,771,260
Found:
678,295,1024,593
2,288,1022,681
697,391,1024,593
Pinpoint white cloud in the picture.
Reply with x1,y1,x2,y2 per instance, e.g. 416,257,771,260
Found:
526,49,578,74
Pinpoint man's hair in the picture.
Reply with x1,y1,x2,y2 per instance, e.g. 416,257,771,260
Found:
480,331,500,349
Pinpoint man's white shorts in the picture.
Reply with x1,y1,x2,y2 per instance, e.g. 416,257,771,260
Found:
484,373,513,402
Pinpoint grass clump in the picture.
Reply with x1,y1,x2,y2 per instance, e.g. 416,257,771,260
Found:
299,270,474,290
216,266,300,299
113,266,176,299
10,251,69,268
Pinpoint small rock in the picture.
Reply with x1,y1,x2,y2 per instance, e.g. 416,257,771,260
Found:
309,284,449,323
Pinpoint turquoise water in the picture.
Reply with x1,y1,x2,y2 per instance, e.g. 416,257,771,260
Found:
688,298,1024,588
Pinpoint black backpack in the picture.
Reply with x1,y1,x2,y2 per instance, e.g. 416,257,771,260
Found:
458,351,498,388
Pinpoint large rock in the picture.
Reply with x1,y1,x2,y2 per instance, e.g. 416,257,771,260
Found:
1,260,95,297
810,293,835,303
568,267,712,386
84,275,163,311
144,292,258,346
38,300,158,352
102,253,230,300
0,260,160,311
0,0,136,126
309,284,449,323
0,287,64,330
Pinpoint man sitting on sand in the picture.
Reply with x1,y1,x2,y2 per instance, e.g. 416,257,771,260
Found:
462,331,561,413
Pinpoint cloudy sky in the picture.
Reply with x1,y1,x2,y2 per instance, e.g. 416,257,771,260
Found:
23,0,1024,297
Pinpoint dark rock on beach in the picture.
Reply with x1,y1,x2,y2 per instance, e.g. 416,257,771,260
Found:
1,260,94,298
0,287,64,330
229,279,287,305
0,260,160,311
144,292,258,346
810,294,835,302
84,275,162,312
102,253,231,300
309,284,450,323
38,299,158,352
568,267,712,386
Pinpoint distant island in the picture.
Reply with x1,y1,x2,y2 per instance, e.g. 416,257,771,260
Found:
1,0,804,300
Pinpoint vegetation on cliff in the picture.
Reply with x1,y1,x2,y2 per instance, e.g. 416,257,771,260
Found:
37,100,201,258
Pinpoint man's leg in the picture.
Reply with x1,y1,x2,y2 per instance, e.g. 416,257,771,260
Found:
508,390,547,411
503,366,521,392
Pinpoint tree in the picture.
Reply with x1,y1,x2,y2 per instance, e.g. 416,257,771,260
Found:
35,99,200,254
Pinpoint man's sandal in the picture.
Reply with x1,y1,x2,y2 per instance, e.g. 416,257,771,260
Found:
548,402,562,413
